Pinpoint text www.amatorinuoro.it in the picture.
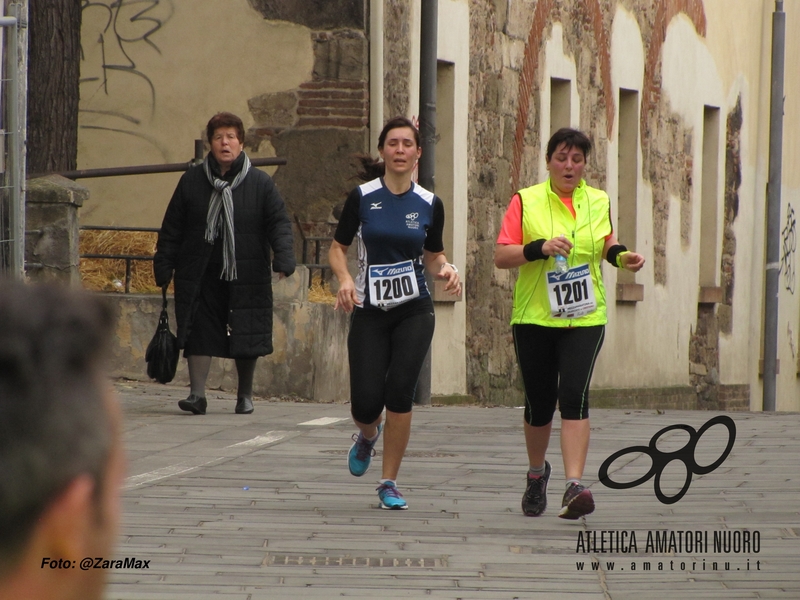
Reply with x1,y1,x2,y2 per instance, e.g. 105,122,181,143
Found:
576,558,761,572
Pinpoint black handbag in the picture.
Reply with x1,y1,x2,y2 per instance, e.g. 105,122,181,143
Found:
145,287,179,384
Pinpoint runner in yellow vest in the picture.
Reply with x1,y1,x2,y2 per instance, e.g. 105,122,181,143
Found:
495,128,645,519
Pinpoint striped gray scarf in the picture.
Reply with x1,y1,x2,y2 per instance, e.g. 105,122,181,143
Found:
203,152,251,280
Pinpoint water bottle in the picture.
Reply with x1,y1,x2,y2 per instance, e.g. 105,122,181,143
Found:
554,252,568,274
554,234,568,273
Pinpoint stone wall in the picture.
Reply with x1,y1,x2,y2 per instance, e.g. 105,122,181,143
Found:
246,0,370,251
24,177,350,403
383,0,413,118
25,175,87,286
246,0,364,29
591,384,749,411
689,97,744,407
108,267,350,403
718,96,742,336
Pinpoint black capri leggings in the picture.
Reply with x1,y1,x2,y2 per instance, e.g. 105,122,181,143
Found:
512,324,605,426
348,297,435,424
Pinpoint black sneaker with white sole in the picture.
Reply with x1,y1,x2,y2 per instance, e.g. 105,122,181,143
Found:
521,461,551,516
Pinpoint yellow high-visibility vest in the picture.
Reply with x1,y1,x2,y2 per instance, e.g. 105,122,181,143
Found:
511,179,612,327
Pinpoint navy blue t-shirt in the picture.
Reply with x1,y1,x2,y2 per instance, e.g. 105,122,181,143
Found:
334,178,445,310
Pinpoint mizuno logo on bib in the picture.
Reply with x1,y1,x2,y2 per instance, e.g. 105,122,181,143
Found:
546,263,597,318
368,260,420,309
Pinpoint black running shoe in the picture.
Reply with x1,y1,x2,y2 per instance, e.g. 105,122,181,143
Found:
521,461,551,516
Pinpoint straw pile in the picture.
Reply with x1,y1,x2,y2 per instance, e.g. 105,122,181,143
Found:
79,229,163,293
80,229,338,303
308,273,336,304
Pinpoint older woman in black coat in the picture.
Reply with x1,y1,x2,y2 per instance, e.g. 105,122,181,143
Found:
154,112,295,415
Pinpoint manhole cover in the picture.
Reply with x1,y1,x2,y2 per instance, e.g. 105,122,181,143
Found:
267,554,447,568
320,450,457,458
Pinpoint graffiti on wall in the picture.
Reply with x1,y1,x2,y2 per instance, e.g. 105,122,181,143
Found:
80,0,173,152
780,204,796,294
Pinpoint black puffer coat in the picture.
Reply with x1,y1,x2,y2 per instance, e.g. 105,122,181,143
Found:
153,154,295,357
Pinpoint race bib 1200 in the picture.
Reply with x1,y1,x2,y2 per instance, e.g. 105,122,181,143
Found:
368,260,420,309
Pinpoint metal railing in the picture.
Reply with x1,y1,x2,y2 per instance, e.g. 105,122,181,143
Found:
0,5,25,278
65,141,299,292
56,141,328,292
294,215,331,285
29,138,287,179
81,218,332,293
80,225,158,294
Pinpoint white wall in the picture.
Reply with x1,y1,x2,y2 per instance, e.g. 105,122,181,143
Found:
429,0,469,395
78,0,313,226
526,1,800,411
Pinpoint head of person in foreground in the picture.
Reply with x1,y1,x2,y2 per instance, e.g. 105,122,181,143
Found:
0,280,125,600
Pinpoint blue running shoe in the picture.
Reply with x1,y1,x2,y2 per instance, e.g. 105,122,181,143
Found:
377,481,407,510
348,424,382,477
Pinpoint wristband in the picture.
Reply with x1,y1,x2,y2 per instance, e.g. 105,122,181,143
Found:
523,239,547,262
440,262,458,274
606,244,628,268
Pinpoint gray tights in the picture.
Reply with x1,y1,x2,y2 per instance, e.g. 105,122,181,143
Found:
187,355,257,400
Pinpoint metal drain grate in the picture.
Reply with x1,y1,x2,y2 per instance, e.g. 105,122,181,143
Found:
267,554,447,568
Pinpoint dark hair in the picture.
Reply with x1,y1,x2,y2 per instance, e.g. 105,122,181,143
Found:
0,281,116,574
546,128,592,162
354,153,386,181
355,117,420,181
206,112,245,144
377,116,420,149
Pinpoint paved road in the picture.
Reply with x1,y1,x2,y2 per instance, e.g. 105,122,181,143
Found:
107,381,800,599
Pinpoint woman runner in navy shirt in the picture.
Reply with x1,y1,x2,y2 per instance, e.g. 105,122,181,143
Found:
328,117,461,509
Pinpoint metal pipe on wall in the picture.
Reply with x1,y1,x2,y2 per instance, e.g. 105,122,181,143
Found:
415,0,437,405
763,0,785,411
369,0,384,153
417,0,437,191
40,157,287,181
4,8,23,278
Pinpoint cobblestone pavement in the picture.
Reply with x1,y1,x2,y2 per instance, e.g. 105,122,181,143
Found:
106,381,800,599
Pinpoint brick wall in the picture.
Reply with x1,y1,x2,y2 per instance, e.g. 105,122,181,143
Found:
297,79,369,128
242,3,370,253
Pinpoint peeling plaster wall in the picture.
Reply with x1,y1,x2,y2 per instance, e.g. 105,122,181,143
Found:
73,0,800,409
78,0,369,238
468,0,800,410
78,0,314,226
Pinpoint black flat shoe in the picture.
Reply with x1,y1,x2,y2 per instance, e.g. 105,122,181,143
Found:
178,394,207,415
235,397,254,414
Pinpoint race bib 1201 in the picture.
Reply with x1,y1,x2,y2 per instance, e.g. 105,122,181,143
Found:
546,263,597,318
368,260,420,309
